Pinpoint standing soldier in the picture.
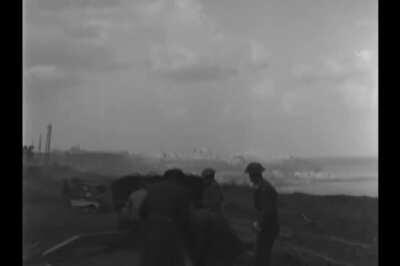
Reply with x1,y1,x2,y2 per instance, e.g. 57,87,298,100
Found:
245,162,279,266
193,168,244,266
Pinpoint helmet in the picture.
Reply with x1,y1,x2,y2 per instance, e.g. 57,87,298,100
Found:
201,168,215,178
244,162,265,174
164,168,185,179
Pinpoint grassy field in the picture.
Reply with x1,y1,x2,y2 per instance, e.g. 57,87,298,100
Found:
23,165,378,266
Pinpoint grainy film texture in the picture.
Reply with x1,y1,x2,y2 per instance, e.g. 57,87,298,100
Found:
23,1,378,266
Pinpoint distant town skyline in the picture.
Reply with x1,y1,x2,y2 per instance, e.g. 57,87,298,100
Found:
23,0,377,159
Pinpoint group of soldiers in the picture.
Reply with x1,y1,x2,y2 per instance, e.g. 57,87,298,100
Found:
119,162,279,266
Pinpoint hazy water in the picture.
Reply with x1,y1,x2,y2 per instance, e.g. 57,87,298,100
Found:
278,178,378,197
217,157,378,197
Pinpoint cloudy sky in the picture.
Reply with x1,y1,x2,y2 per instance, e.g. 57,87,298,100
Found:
23,0,378,159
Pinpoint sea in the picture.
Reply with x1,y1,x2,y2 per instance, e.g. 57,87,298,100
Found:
217,157,378,198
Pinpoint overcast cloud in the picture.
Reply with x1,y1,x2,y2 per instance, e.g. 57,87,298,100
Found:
23,0,378,159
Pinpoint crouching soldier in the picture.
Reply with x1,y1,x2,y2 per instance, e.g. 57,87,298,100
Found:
62,179,71,207
118,188,148,230
245,162,280,266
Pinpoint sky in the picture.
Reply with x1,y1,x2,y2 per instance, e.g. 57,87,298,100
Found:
23,0,378,159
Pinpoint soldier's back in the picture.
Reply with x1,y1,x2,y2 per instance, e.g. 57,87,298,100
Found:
203,181,224,212
140,180,194,266
143,180,191,219
254,179,279,230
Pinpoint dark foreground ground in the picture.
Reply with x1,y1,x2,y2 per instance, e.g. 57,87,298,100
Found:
23,165,378,266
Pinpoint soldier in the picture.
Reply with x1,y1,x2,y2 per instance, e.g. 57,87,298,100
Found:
193,168,245,266
62,179,71,207
201,168,224,214
245,162,279,266
118,188,148,230
140,168,196,266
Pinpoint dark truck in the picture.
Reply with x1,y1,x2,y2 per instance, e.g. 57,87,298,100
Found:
62,177,110,212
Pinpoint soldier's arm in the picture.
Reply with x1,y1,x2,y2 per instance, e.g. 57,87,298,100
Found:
257,187,278,225
253,190,264,225
256,210,265,227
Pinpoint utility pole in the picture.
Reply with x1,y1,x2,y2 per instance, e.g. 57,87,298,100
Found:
45,124,52,164
38,134,42,153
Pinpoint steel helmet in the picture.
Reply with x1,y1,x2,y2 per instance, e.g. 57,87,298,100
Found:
201,168,215,178
164,168,185,179
244,162,265,174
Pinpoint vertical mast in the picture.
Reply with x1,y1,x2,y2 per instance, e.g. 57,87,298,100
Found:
38,134,42,153
45,124,52,162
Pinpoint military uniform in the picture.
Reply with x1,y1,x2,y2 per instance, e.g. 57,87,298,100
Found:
119,188,148,229
62,180,71,207
195,172,244,266
253,179,279,266
140,180,195,266
202,180,224,213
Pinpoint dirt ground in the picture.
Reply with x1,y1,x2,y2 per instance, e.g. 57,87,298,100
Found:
23,168,378,266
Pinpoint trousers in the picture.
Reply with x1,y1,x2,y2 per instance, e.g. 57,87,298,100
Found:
140,215,194,266
254,224,279,266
